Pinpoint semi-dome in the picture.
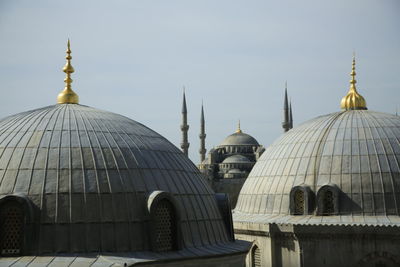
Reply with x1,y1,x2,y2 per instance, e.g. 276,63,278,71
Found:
235,109,400,222
0,104,234,254
222,155,251,164
228,169,243,174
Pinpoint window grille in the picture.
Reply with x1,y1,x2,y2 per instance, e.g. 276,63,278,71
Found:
294,190,305,215
323,190,334,214
153,200,176,252
252,245,261,267
0,202,24,256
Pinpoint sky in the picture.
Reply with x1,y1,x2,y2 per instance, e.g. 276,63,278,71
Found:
0,0,399,163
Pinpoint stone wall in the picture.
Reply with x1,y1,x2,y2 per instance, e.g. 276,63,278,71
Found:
234,222,400,267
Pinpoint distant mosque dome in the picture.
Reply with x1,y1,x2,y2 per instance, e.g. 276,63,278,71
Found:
228,168,244,174
219,132,259,147
222,155,252,164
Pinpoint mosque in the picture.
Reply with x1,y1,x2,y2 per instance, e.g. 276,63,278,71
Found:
0,40,399,267
182,85,293,208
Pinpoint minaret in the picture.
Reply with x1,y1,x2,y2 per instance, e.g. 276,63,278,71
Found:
199,102,206,162
180,89,190,156
282,83,290,132
289,100,293,129
57,39,79,104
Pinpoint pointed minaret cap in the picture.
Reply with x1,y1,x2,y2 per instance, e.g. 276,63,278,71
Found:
182,87,187,113
340,55,367,110
236,120,242,133
57,39,79,104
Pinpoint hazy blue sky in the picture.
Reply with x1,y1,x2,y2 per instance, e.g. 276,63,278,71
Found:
1,0,399,162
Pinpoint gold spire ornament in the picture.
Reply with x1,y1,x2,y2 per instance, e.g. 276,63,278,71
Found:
340,55,367,110
236,120,242,133
57,39,79,104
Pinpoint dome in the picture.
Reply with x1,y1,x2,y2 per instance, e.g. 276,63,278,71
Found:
222,155,251,164
0,104,232,254
228,169,243,175
235,110,400,218
219,132,259,146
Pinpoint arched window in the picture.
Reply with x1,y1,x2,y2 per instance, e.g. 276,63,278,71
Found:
322,190,334,215
294,189,305,215
251,245,261,267
152,199,177,252
290,185,314,215
316,184,339,215
0,201,24,256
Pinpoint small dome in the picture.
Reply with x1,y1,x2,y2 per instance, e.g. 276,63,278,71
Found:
219,132,259,146
228,168,243,174
236,110,400,217
222,155,251,164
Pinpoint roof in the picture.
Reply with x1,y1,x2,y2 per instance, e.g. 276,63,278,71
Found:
222,155,252,164
235,110,400,220
219,132,259,146
228,169,244,174
0,104,231,254
0,241,250,267
233,212,400,227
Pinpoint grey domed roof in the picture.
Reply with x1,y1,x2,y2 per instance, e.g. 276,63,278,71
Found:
219,132,259,146
0,104,231,254
235,110,400,218
222,155,251,164
228,169,243,174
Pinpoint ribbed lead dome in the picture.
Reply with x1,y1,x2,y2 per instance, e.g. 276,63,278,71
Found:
0,104,230,253
236,110,400,216
219,132,259,146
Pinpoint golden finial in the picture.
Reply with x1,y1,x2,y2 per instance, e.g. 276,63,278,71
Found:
340,54,367,110
57,39,79,104
236,120,242,133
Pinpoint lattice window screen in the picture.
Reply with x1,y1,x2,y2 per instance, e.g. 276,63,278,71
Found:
0,202,24,256
252,246,261,267
294,190,305,215
323,190,334,214
153,200,176,252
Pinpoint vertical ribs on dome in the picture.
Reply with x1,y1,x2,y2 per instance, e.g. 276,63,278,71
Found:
57,39,79,104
